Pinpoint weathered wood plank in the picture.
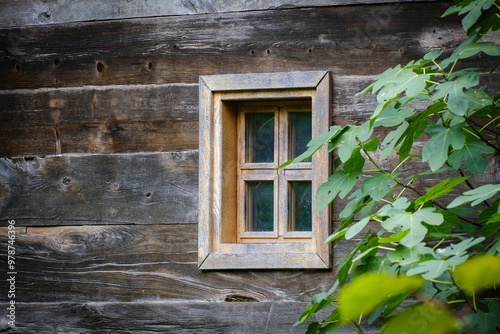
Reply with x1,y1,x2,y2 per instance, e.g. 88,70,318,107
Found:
0,84,199,128
0,84,199,157
0,0,435,28
0,301,379,333
0,152,198,226
0,3,465,89
0,224,337,303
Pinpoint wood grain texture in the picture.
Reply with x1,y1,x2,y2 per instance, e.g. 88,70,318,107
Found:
0,152,198,226
0,3,465,90
0,301,379,333
0,84,198,158
0,0,435,28
0,224,336,303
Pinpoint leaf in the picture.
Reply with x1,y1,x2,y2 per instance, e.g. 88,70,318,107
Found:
381,208,444,247
381,303,457,334
372,65,430,103
295,282,338,326
363,138,379,152
345,217,370,240
432,69,480,116
414,177,469,205
337,123,373,162
325,228,349,244
459,0,496,31
343,147,365,173
352,256,392,279
454,254,500,295
406,255,467,280
361,172,399,201
447,184,500,208
482,214,500,237
279,125,343,168
422,124,466,171
338,272,424,323
448,135,495,175
440,33,500,68
373,107,415,127
438,237,485,258
379,229,410,244
387,243,435,266
465,299,500,334
464,86,493,111
423,48,442,61
316,170,362,211
380,121,409,160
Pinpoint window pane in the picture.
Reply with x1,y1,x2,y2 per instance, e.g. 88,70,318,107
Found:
246,113,274,163
246,181,274,232
289,112,312,161
289,181,312,232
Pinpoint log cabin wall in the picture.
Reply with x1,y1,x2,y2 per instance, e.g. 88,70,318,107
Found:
0,0,497,332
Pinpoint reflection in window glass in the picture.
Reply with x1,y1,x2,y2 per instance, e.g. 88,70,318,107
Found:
289,112,312,161
246,181,274,232
246,113,274,163
289,181,312,232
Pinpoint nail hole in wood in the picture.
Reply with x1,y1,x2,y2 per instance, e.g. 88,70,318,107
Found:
62,177,71,185
15,64,22,72
266,49,271,54
148,62,153,70
96,61,105,73
146,192,151,198
250,49,255,55
54,59,60,66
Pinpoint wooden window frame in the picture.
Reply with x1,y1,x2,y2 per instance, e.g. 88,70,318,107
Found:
199,71,331,269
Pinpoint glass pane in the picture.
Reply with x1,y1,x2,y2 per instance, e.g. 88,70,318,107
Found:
246,181,274,232
289,181,312,232
289,112,312,161
246,113,274,163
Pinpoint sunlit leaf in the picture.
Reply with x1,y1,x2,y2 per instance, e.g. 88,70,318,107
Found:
338,272,424,323
381,303,457,334
454,254,500,295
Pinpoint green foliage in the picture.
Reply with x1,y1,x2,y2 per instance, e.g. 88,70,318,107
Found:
289,1,500,332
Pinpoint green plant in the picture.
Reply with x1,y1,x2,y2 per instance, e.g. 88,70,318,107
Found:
285,1,500,332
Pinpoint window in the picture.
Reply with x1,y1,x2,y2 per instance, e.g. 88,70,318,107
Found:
237,100,312,241
199,71,331,269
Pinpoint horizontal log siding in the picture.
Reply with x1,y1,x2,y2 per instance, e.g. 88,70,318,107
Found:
0,3,465,90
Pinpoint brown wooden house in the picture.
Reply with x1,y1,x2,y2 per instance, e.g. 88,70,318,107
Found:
0,0,494,332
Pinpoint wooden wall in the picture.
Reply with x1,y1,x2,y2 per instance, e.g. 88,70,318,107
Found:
0,1,496,332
